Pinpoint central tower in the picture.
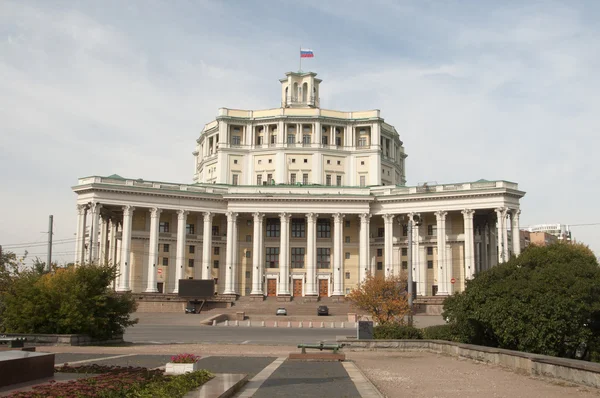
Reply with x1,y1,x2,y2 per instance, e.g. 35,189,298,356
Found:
280,71,322,108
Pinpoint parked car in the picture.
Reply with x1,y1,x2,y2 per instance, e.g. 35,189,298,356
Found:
317,305,329,316
185,303,197,314
276,307,287,316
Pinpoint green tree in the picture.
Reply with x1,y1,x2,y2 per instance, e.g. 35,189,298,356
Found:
443,243,600,360
0,263,138,340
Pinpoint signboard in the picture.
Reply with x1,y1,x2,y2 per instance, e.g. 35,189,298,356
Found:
357,321,374,340
178,279,216,298
157,268,163,275
451,278,456,284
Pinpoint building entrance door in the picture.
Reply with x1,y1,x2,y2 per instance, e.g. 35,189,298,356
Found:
293,279,303,296
267,279,277,297
318,279,328,297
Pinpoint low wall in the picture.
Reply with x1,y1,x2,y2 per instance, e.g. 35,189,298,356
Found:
134,294,233,313
339,339,600,389
3,333,124,346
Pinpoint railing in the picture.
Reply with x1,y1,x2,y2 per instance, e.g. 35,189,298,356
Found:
283,95,320,107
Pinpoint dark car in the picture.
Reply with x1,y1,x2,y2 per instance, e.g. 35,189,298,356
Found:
185,303,197,314
317,305,329,316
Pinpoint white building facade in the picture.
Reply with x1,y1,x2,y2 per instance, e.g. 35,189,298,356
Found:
72,71,525,299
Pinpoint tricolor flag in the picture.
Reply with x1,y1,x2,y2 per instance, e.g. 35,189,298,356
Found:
300,48,314,58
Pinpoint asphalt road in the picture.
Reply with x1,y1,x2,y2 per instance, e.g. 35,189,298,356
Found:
124,324,353,344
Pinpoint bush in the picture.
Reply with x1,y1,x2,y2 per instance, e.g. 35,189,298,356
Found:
422,324,457,341
0,263,137,340
374,323,423,339
346,274,410,325
443,243,600,360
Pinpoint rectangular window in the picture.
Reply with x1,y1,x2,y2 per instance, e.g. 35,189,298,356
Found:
266,218,280,237
214,247,220,255
326,175,332,186
402,225,408,236
427,247,434,256
232,174,239,185
401,248,407,256
287,134,295,144
163,244,170,252
159,222,169,233
303,135,310,144
428,224,437,236
345,252,350,259
186,224,195,235
246,235,252,242
377,228,385,238
245,251,251,258
377,248,383,257
162,257,169,266
212,226,219,236
427,260,434,269
360,175,366,187
336,175,342,186
345,220,350,228
234,159,238,164
257,136,263,145
271,134,276,144
317,248,330,269
267,173,273,184
337,160,341,165
402,261,408,270
358,137,367,147
257,175,262,185
336,137,341,146
291,247,305,268
189,245,195,254
188,259,194,267
266,247,280,268
213,260,219,269
290,173,296,184
291,218,306,238
232,136,241,145
377,262,383,270
322,135,328,145
345,236,350,243
317,219,331,238
302,173,308,184
345,272,350,279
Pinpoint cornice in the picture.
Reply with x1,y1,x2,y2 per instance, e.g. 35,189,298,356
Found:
73,184,224,203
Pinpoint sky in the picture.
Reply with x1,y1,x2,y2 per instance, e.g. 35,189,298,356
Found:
1,0,599,265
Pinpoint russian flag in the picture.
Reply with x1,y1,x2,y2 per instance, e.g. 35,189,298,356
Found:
300,48,314,58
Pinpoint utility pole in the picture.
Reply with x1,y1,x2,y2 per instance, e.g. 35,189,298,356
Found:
46,215,53,272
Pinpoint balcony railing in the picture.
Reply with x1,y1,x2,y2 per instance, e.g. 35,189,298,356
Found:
282,95,320,108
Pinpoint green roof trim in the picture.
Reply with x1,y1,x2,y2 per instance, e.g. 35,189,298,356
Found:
106,174,125,180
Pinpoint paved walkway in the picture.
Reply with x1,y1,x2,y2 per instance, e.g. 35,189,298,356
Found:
37,344,600,398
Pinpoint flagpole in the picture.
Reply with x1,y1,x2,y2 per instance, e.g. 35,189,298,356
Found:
299,45,302,72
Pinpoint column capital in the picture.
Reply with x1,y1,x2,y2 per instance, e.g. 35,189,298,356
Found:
305,212,319,222
253,212,265,221
359,213,372,223
407,212,420,222
495,207,508,216
511,208,521,218
226,211,239,221
332,213,345,223
122,205,135,217
91,202,102,212
177,209,189,220
76,204,87,215
435,210,448,220
461,209,475,218
382,213,394,223
203,212,214,222
279,212,292,221
149,207,162,218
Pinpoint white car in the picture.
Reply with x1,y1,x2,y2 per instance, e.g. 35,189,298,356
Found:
276,307,287,316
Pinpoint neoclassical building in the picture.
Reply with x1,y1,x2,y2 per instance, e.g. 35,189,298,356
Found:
72,71,525,299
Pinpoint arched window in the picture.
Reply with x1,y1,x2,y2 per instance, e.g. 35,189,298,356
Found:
302,82,308,102
293,83,299,102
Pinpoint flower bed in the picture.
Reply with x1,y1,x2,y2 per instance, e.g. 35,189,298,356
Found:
166,353,201,375
8,364,213,398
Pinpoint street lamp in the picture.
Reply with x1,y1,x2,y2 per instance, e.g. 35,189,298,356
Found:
407,213,421,326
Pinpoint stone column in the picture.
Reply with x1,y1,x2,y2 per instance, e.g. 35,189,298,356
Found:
495,208,505,263
145,208,161,292
435,211,448,294
173,210,188,294
332,213,345,296
305,213,319,296
99,216,109,264
278,213,291,296
502,209,509,261
462,209,475,279
408,212,421,294
359,213,372,283
202,212,214,279
251,212,265,295
232,214,240,294
89,202,102,263
117,205,134,292
482,223,489,271
512,209,521,257
108,218,117,266
383,214,394,277
223,212,238,295
74,204,87,264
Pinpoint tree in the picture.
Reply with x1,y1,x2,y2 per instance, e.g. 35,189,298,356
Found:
346,273,410,325
0,263,138,340
443,242,600,360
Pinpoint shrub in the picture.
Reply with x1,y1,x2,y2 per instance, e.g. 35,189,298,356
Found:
374,323,423,339
443,243,600,360
422,324,457,341
346,274,410,325
171,353,200,363
0,263,137,340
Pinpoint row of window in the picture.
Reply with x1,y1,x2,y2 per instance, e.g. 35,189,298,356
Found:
374,260,435,271
158,223,221,236
374,247,436,257
236,133,370,147
375,224,440,238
